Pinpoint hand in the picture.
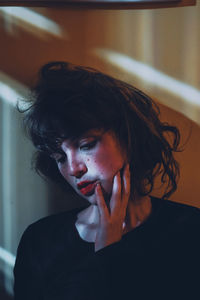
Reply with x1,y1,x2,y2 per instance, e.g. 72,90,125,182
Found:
94,164,130,252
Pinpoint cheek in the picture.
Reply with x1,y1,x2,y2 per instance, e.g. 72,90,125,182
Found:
58,165,71,183
90,153,123,177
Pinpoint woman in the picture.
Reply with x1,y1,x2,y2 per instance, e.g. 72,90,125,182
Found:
14,61,200,300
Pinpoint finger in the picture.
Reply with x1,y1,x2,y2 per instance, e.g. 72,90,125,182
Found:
110,171,122,213
122,164,130,208
95,183,110,219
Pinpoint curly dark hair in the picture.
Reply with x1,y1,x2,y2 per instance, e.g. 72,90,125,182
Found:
20,61,181,199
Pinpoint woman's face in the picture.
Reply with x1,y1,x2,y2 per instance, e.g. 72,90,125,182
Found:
52,129,127,205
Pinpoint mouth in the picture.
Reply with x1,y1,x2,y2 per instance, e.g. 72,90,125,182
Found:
77,181,97,196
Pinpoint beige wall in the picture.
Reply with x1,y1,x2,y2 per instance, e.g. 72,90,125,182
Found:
0,2,200,253
0,4,200,295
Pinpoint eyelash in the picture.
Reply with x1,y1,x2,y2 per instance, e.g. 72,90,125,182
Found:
56,155,66,164
55,140,97,164
80,140,97,150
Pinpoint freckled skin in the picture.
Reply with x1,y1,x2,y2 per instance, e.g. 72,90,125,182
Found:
57,130,127,205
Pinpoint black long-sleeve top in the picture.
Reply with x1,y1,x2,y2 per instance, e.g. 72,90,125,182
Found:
14,197,200,300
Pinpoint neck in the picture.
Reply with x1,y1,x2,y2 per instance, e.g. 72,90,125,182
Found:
123,195,152,234
75,194,152,242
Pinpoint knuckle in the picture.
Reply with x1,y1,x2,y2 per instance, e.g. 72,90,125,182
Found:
125,190,130,198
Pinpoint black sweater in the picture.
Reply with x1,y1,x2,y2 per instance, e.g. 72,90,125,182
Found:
14,197,200,300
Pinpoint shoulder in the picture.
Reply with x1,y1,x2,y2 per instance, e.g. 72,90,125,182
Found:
17,206,87,260
151,196,200,223
26,207,81,233
22,207,79,239
151,196,200,244
163,198,200,224
14,206,92,298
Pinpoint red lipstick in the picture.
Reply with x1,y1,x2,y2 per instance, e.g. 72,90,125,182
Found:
77,181,96,196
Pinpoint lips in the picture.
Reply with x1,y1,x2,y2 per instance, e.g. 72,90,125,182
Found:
77,181,97,196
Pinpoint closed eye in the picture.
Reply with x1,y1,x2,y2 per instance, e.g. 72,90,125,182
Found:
80,140,97,151
51,153,66,164
56,155,66,164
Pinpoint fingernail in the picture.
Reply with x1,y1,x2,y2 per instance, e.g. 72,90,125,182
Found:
96,182,101,189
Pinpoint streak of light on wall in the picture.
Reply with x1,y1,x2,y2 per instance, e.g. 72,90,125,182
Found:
0,7,65,39
0,81,23,107
0,247,15,295
0,247,15,268
0,72,29,108
94,49,200,125
0,73,28,294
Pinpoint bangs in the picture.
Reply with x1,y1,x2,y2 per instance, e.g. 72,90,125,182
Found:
24,63,129,156
28,93,120,154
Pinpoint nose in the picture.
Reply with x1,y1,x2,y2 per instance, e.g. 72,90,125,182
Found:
61,141,88,178
67,154,87,178
68,162,87,178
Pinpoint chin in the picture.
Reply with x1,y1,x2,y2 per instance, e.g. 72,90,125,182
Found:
79,192,97,205
87,196,97,205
